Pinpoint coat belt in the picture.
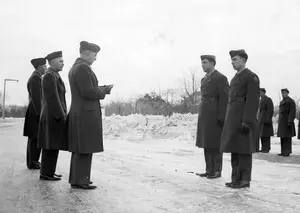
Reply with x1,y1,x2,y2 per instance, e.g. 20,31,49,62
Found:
229,96,246,103
201,97,216,103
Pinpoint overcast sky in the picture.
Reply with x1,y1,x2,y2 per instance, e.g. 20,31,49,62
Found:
1,0,300,106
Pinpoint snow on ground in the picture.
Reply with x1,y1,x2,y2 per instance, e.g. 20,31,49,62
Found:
0,116,300,212
102,113,299,145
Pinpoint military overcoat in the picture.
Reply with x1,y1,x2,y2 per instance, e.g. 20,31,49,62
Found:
277,97,296,138
220,68,260,154
196,70,229,149
68,58,107,154
258,96,274,137
37,67,68,150
23,71,42,138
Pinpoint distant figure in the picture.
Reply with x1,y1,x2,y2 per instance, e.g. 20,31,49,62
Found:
23,58,47,170
220,49,260,189
68,41,113,190
196,55,229,179
258,88,274,153
277,88,296,157
38,51,68,181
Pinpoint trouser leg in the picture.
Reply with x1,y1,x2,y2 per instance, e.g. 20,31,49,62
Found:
261,137,271,151
238,153,252,182
231,153,239,182
26,137,41,168
204,149,213,174
40,149,59,176
69,153,93,185
211,149,223,173
282,137,292,154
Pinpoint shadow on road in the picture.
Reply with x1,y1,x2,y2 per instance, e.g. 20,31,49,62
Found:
254,153,300,165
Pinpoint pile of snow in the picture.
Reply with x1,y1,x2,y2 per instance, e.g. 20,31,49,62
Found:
102,113,198,141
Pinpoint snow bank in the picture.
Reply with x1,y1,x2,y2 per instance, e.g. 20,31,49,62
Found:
103,113,300,143
103,113,198,141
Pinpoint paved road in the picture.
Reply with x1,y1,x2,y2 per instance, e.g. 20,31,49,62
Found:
0,119,300,213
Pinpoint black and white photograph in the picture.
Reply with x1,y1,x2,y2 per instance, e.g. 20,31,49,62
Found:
0,0,300,212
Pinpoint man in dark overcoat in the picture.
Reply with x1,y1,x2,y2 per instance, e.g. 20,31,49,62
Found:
23,58,47,169
258,88,274,153
277,88,296,156
196,55,229,179
68,41,113,189
38,51,68,181
220,49,260,189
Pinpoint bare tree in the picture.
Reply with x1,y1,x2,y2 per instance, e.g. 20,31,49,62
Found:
181,66,201,106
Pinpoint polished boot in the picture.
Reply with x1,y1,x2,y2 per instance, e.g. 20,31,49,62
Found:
207,172,221,179
40,174,61,181
225,181,238,187
230,181,250,189
196,172,211,177
71,184,97,190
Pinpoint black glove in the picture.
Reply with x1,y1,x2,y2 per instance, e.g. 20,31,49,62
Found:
217,119,224,127
240,122,251,134
288,122,293,127
104,85,113,94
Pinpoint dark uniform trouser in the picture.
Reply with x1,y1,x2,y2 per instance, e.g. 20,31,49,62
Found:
204,148,223,174
231,153,252,182
69,153,93,185
280,137,292,154
260,137,271,151
26,137,41,168
40,149,59,176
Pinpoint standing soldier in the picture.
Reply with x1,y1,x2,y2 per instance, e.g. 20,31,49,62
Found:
277,88,296,156
258,88,274,153
220,49,260,189
68,41,113,189
196,55,229,179
38,51,68,181
23,58,47,169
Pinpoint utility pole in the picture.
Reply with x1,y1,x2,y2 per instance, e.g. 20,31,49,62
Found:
2,78,18,119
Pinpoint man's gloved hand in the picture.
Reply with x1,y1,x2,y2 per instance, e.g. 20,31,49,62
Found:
217,118,224,127
240,121,251,134
104,84,114,94
288,122,293,127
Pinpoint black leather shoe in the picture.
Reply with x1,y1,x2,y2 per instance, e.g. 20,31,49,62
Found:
89,181,93,184
262,150,269,153
40,174,61,181
28,164,40,170
207,172,221,179
278,153,283,156
71,184,97,190
225,181,238,187
54,174,62,178
196,172,210,177
230,181,250,189
282,154,290,157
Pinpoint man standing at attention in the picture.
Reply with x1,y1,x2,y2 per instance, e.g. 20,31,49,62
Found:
220,49,260,189
23,58,47,169
196,55,229,179
38,51,68,181
277,88,296,157
68,41,113,190
258,88,274,153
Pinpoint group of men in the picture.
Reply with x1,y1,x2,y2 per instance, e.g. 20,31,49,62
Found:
195,49,299,189
23,41,113,190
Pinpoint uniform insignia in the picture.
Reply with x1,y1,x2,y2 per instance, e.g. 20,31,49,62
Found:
253,75,259,82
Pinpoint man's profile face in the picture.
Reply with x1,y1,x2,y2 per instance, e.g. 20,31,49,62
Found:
201,59,213,73
260,91,265,98
38,65,47,75
231,55,245,71
87,51,97,64
50,57,64,71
